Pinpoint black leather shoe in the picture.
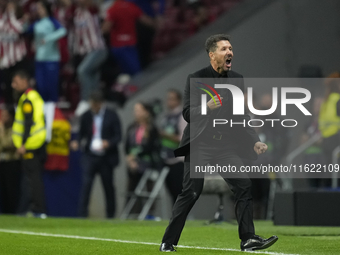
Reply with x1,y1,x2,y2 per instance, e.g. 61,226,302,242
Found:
241,235,278,251
159,243,176,252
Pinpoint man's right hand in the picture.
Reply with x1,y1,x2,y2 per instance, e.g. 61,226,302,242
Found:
207,94,223,111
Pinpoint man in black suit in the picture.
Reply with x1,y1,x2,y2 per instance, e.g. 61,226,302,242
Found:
71,91,121,218
160,34,278,252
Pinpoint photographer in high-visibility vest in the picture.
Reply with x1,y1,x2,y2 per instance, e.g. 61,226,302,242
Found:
319,72,340,170
11,70,47,218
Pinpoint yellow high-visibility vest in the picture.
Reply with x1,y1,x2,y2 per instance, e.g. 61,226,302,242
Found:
12,89,46,150
319,93,340,138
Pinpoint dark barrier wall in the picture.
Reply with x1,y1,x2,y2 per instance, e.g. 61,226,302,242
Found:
274,191,340,226
0,150,82,217
43,150,82,217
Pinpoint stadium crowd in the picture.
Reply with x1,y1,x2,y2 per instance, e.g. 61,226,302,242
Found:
0,0,229,112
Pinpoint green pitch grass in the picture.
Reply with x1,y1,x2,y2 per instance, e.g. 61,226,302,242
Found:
0,215,340,255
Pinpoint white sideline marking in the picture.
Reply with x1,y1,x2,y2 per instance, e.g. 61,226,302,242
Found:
0,229,298,255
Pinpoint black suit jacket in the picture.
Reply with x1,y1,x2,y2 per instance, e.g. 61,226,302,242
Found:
78,107,122,166
174,65,260,160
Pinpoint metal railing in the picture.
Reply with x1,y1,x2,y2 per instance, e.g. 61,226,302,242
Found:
283,133,322,190
267,133,340,220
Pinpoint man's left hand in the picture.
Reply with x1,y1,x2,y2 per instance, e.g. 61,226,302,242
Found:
254,142,267,155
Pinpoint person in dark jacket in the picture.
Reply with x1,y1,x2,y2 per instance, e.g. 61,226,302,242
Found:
71,90,121,218
160,34,278,252
125,101,161,215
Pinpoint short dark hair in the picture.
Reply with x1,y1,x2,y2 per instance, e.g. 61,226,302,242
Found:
13,70,31,81
38,0,53,17
90,90,104,103
205,34,231,54
168,89,182,102
137,101,155,118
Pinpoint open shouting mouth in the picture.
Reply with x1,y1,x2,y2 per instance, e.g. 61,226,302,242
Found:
225,58,232,68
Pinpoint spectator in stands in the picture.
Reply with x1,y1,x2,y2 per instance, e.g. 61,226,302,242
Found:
125,102,161,215
25,0,66,102
0,105,21,214
159,89,185,204
52,0,72,66
127,0,165,68
52,0,72,31
0,0,28,104
11,70,47,218
70,91,121,218
71,0,108,116
188,1,210,35
21,0,39,21
102,0,154,76
318,72,340,174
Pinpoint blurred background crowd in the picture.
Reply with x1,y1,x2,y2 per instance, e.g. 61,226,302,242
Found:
0,0,231,112
0,0,340,222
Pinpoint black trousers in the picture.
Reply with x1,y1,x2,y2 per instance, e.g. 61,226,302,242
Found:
0,160,21,214
17,147,46,214
165,162,184,204
78,153,116,218
251,178,270,219
162,141,255,245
